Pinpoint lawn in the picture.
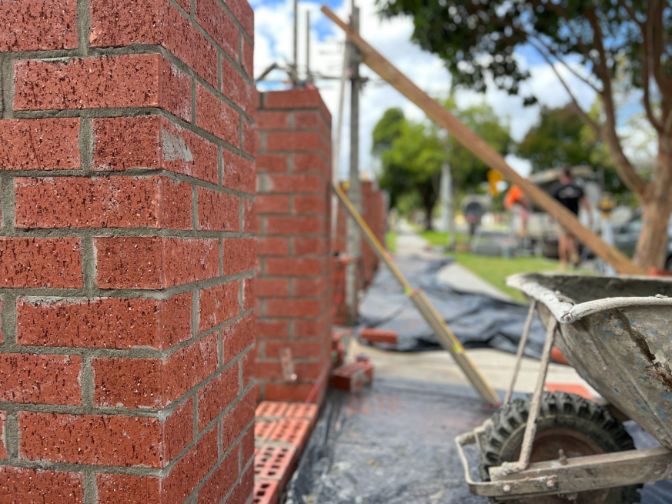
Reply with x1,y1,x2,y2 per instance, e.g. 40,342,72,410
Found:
385,231,397,253
421,230,562,301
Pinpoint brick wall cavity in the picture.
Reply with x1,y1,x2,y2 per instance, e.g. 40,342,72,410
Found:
0,0,256,502
255,89,333,402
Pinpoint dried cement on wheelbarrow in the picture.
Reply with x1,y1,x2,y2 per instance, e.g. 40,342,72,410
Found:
285,378,672,503
358,256,547,357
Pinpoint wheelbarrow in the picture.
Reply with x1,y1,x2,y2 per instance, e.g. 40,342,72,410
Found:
456,273,672,502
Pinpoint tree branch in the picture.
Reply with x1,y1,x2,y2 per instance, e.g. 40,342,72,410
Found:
528,38,601,134
641,15,664,131
585,8,648,196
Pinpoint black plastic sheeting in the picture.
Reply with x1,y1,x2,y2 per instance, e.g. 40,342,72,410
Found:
359,255,546,357
285,379,672,503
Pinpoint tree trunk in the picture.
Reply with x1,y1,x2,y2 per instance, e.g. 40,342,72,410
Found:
634,137,672,269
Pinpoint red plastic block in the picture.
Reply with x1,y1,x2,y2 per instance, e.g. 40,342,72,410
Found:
360,328,398,346
255,401,317,422
330,361,374,392
253,478,280,504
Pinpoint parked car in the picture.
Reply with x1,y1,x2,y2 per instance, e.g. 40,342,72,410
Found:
613,214,672,270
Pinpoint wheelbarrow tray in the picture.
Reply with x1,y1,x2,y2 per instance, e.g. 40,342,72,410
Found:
507,273,672,449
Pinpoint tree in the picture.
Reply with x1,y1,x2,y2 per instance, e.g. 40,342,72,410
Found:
447,100,513,192
517,104,624,192
378,0,672,269
378,117,447,230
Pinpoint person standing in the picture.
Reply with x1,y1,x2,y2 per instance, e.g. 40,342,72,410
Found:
552,168,593,269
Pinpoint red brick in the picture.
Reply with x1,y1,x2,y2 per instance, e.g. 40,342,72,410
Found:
222,149,255,193
94,116,218,183
197,365,238,429
94,333,217,408
163,332,219,400
19,412,162,466
264,382,315,402
0,118,80,171
221,56,253,113
221,315,254,362
256,110,287,130
90,1,217,86
265,215,321,235
294,110,324,129
97,474,160,504
15,176,192,229
264,89,329,113
256,194,289,214
199,281,239,332
295,237,328,255
295,277,327,297
266,131,323,151
227,464,254,504
242,278,254,310
94,358,161,409
196,84,239,145
264,258,321,277
227,0,254,38
260,174,320,193
294,152,328,173
264,299,321,318
221,386,256,448
242,118,256,156
0,412,6,459
162,428,218,502
14,55,191,120
0,297,3,344
0,238,82,288
294,195,323,214
0,0,77,51
222,238,256,275
164,397,194,461
241,36,253,78
0,353,81,405
265,340,322,359
17,294,191,349
198,447,238,503
197,188,239,231
95,237,219,289
242,197,256,233
0,467,84,503
196,0,238,58
257,237,289,256
256,278,289,298
257,320,289,338
295,319,326,338
256,154,287,173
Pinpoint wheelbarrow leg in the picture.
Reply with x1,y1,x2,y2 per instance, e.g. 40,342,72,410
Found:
504,301,537,406
500,318,557,474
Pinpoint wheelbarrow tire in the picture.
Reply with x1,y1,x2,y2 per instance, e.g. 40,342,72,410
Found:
479,392,641,503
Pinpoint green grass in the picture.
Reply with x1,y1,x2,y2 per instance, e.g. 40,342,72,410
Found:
420,230,562,301
385,231,397,253
450,252,561,301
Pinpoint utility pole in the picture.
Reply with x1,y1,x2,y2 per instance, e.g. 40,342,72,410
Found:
440,161,455,250
291,0,299,85
305,10,312,84
345,2,361,325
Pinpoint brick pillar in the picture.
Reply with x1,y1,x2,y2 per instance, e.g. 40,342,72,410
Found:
0,1,256,502
255,89,332,402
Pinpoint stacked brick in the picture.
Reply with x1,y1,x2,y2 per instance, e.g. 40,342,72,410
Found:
255,89,333,402
0,0,256,502
332,181,387,325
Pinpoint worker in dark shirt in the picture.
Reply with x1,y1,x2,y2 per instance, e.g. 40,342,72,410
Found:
552,168,592,269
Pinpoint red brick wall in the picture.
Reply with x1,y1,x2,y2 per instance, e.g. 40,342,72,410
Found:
0,1,255,502
255,89,333,402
